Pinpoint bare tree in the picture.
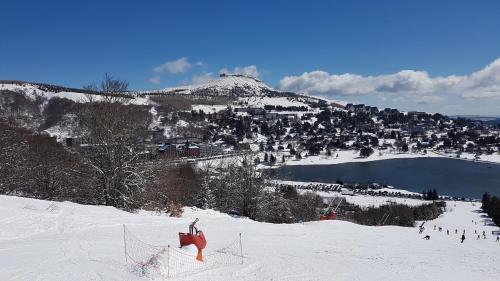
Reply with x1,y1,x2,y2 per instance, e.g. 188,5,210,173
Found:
77,75,151,210
82,73,130,103
141,162,202,215
0,122,94,201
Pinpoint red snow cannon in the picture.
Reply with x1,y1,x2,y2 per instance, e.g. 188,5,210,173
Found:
179,231,207,249
328,211,335,220
179,218,207,261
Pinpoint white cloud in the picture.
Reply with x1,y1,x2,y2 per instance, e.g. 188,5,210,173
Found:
191,72,215,85
277,58,500,100
148,75,161,84
153,57,202,74
414,95,443,104
219,65,260,78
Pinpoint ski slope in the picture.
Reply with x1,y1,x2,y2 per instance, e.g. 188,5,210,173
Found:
1,195,499,281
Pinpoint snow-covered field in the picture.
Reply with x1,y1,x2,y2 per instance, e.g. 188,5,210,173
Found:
1,195,499,281
283,149,500,166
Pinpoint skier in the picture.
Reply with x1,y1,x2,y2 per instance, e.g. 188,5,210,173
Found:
461,234,466,243
477,234,481,240
455,229,458,234
447,229,449,235
496,236,499,242
423,235,430,240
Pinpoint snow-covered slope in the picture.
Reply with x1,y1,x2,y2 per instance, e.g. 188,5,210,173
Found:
150,75,276,97
1,195,499,281
0,81,150,105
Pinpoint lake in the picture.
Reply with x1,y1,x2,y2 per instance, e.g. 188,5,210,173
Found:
271,158,500,199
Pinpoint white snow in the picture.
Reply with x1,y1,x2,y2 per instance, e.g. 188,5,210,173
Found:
285,149,444,166
191,104,228,114
1,195,499,281
240,96,310,108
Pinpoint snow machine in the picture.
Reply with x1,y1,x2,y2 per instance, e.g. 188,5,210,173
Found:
179,231,207,249
179,218,207,261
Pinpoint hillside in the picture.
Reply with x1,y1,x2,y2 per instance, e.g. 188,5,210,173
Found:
1,195,499,281
145,74,280,97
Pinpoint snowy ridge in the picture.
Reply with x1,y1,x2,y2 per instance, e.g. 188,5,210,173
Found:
0,81,150,105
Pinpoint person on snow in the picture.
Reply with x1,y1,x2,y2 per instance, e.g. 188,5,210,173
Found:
496,236,499,242
455,229,458,234
477,235,481,240
447,229,449,235
461,234,466,243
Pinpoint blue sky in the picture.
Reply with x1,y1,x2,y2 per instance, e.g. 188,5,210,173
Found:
1,0,500,115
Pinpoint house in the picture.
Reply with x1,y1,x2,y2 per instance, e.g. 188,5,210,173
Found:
234,107,265,116
198,143,223,157
278,113,298,121
151,127,167,144
353,104,366,113
366,106,379,114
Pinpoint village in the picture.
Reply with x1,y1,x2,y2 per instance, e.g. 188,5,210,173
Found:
141,97,500,164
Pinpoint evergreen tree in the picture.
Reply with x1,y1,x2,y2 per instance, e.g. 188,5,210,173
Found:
270,154,276,165
254,157,260,165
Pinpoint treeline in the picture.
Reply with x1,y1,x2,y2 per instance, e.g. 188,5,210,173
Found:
336,201,445,227
264,105,308,111
0,119,322,223
422,189,439,200
142,158,324,223
0,121,96,202
482,193,500,226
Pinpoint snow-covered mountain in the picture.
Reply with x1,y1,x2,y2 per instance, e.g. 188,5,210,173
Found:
1,75,294,102
146,74,282,97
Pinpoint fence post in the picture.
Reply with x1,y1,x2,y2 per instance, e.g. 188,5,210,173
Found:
167,244,170,278
123,225,127,263
239,233,243,264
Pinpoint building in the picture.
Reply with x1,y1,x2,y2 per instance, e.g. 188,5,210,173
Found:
198,143,223,157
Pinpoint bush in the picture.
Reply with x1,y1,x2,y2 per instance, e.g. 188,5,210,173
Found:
359,146,374,157
337,201,445,227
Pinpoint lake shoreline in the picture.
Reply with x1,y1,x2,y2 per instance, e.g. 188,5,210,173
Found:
263,149,500,168
271,157,500,199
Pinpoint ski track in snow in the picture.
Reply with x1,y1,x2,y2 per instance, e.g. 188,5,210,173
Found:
1,195,500,281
